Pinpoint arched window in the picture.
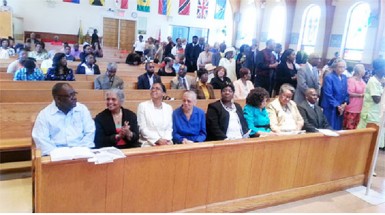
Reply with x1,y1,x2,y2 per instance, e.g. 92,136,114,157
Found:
298,4,321,54
343,2,371,61
267,5,285,44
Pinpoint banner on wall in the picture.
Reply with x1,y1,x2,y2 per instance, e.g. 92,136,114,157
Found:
78,21,84,45
158,0,170,15
115,0,128,9
197,0,209,19
214,0,225,20
89,0,104,6
137,0,151,12
63,0,80,4
178,0,190,15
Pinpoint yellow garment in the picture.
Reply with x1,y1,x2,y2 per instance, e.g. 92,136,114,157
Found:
199,81,210,100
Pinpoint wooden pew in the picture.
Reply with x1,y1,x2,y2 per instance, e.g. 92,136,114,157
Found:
0,89,220,102
33,128,376,212
0,81,174,91
0,80,94,90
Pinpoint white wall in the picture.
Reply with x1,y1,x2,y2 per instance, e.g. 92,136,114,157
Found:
8,0,233,45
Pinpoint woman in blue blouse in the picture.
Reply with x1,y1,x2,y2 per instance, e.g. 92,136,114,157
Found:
243,87,273,137
172,91,207,144
45,53,75,81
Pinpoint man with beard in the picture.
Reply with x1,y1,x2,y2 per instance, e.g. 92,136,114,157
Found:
137,61,162,89
32,83,95,155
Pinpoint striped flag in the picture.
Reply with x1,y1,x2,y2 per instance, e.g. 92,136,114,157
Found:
116,0,128,9
63,0,80,3
214,0,226,20
197,0,209,19
137,0,151,12
178,0,190,15
158,0,170,15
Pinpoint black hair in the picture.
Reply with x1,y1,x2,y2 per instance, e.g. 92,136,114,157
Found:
52,53,71,75
52,83,71,97
281,49,295,62
21,59,36,74
246,87,270,107
197,68,208,78
221,83,235,93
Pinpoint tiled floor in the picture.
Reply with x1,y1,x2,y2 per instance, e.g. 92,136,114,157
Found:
0,151,384,213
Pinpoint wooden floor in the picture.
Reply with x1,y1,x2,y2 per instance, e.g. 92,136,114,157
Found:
0,150,384,213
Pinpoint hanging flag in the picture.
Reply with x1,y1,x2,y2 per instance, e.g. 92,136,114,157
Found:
78,21,84,45
116,0,128,9
89,0,104,6
178,0,190,15
214,0,226,20
197,0,209,19
137,0,151,12
158,0,170,15
63,0,80,3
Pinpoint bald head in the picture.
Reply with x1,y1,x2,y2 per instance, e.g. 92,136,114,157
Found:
305,88,319,104
308,53,321,67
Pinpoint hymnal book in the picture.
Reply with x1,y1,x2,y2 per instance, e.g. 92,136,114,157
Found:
50,147,94,162
88,147,126,164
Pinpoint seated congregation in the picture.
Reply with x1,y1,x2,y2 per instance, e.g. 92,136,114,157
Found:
3,33,385,155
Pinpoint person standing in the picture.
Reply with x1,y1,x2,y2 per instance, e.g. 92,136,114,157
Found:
255,39,278,96
91,29,99,45
320,58,349,130
294,53,321,104
357,59,385,135
185,36,203,73
343,64,366,129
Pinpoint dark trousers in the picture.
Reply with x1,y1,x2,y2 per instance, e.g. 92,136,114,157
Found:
254,72,275,96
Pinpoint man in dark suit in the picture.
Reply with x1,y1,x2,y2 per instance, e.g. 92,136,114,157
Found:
185,36,204,73
294,53,321,104
298,88,331,132
137,62,162,89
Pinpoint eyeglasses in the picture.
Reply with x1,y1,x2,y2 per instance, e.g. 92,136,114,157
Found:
56,91,78,98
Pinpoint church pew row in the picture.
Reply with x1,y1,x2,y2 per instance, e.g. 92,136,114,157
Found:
0,61,157,75
0,89,221,103
0,75,179,90
33,128,377,212
0,73,179,83
0,99,245,147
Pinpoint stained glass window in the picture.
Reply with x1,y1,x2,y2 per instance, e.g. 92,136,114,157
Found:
299,5,321,54
343,3,371,61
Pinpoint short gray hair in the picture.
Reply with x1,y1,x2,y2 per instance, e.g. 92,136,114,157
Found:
331,58,346,69
183,90,197,102
353,64,365,76
106,89,125,104
279,83,295,95
107,62,118,71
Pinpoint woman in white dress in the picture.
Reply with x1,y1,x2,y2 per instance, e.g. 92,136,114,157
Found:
137,82,173,147
219,47,236,82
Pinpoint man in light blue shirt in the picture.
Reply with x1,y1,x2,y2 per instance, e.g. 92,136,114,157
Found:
32,83,95,155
